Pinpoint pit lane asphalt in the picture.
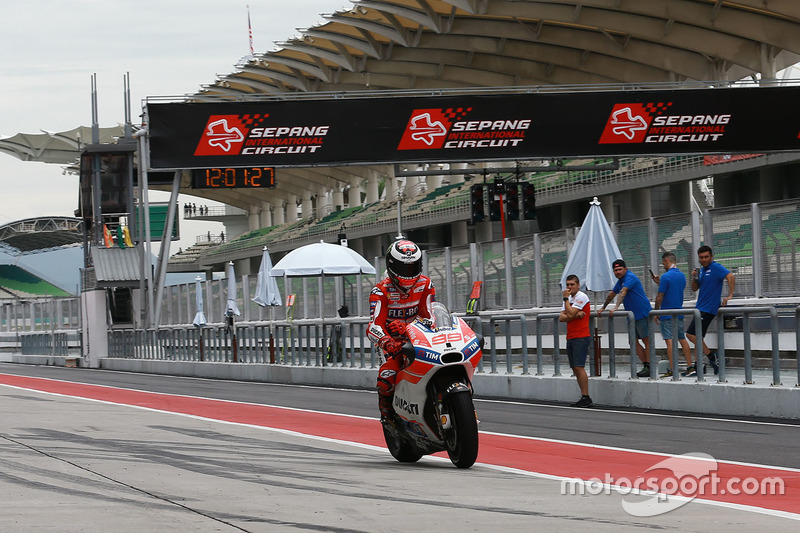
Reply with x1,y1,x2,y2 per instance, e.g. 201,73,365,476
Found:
1,363,798,532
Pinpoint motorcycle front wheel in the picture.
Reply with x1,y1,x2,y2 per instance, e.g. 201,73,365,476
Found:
444,391,479,468
383,425,423,463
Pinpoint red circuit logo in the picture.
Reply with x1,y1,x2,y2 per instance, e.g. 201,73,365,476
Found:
599,104,652,144
194,114,270,156
397,108,471,150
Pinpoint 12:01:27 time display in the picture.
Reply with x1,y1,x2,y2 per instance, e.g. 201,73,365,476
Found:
191,167,276,189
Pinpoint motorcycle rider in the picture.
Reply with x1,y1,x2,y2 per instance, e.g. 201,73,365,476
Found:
367,239,436,425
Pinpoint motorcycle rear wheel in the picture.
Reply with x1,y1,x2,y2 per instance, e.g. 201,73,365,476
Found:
383,425,423,463
444,391,479,468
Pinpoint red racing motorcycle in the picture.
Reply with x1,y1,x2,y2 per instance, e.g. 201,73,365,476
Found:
382,303,483,468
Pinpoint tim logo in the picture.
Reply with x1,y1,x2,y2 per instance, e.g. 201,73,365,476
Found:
194,114,268,156
397,108,470,150
598,102,671,144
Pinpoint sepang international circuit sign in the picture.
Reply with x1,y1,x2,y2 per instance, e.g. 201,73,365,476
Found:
146,86,800,170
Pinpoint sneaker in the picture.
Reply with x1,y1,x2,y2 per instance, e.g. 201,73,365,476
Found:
681,364,697,377
571,396,593,408
707,352,720,375
636,364,651,378
660,369,673,379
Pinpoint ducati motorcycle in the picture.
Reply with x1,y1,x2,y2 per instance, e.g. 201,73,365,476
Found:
382,303,483,468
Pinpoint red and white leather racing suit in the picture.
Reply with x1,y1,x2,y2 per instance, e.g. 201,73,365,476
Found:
367,275,435,418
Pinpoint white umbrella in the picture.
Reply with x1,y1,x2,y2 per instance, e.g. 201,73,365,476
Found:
560,197,622,377
253,246,282,363
224,261,241,362
270,241,375,363
253,246,282,307
192,275,207,361
560,197,622,292
270,241,376,277
225,261,241,316
192,276,206,327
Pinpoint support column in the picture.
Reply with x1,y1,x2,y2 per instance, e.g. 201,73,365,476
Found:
451,221,468,246
365,171,380,204
301,190,313,219
81,290,108,368
248,208,260,230
668,183,691,214
333,187,345,211
286,194,299,222
273,202,286,225
630,188,651,219
260,202,273,227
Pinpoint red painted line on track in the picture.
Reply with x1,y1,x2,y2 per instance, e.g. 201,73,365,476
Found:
2,373,798,515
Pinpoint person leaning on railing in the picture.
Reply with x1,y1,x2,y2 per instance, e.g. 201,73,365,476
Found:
686,245,735,375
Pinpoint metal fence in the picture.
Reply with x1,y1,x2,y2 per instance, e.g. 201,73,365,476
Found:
1,298,81,332
104,306,800,387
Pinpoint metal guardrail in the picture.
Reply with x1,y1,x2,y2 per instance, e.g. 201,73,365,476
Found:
19,331,77,357
103,306,797,387
716,306,780,385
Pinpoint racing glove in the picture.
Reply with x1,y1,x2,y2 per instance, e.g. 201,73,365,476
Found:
386,319,407,338
381,338,405,357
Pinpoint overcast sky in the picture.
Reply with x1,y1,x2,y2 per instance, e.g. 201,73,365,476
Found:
0,0,343,251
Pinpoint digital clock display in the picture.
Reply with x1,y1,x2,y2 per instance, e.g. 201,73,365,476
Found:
191,167,276,189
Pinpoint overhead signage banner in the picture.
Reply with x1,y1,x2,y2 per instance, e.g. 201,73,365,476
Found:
147,86,800,169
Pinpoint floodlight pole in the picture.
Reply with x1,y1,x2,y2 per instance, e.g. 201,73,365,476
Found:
396,187,403,239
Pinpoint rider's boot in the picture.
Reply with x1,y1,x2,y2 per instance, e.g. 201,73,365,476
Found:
379,394,401,427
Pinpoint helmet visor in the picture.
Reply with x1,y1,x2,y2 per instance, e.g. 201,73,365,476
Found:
390,260,422,280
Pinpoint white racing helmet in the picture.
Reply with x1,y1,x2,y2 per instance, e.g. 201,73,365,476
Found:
386,239,422,292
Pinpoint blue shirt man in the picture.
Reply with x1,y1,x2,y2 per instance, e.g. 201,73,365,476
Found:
696,261,732,315
600,259,652,377
686,245,735,374
653,252,693,376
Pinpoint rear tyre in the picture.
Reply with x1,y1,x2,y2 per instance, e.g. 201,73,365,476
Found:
445,391,479,468
383,424,423,463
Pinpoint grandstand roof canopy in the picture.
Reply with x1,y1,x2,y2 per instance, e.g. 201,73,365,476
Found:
4,1,800,213
161,0,800,211
0,217,84,255
0,126,127,165
200,0,800,97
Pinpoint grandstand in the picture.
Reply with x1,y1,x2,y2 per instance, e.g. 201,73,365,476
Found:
0,265,72,299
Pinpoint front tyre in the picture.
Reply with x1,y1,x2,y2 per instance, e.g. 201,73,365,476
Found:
444,391,479,468
383,424,423,463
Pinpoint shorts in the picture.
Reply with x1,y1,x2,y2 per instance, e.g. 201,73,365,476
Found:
635,318,649,339
659,317,685,340
566,336,591,368
686,311,716,338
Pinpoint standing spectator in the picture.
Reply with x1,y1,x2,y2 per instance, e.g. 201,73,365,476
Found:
560,274,592,407
599,259,653,377
686,245,735,374
652,252,694,377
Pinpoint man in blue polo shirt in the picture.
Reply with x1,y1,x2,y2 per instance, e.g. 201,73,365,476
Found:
686,245,735,374
600,259,652,377
653,252,694,377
